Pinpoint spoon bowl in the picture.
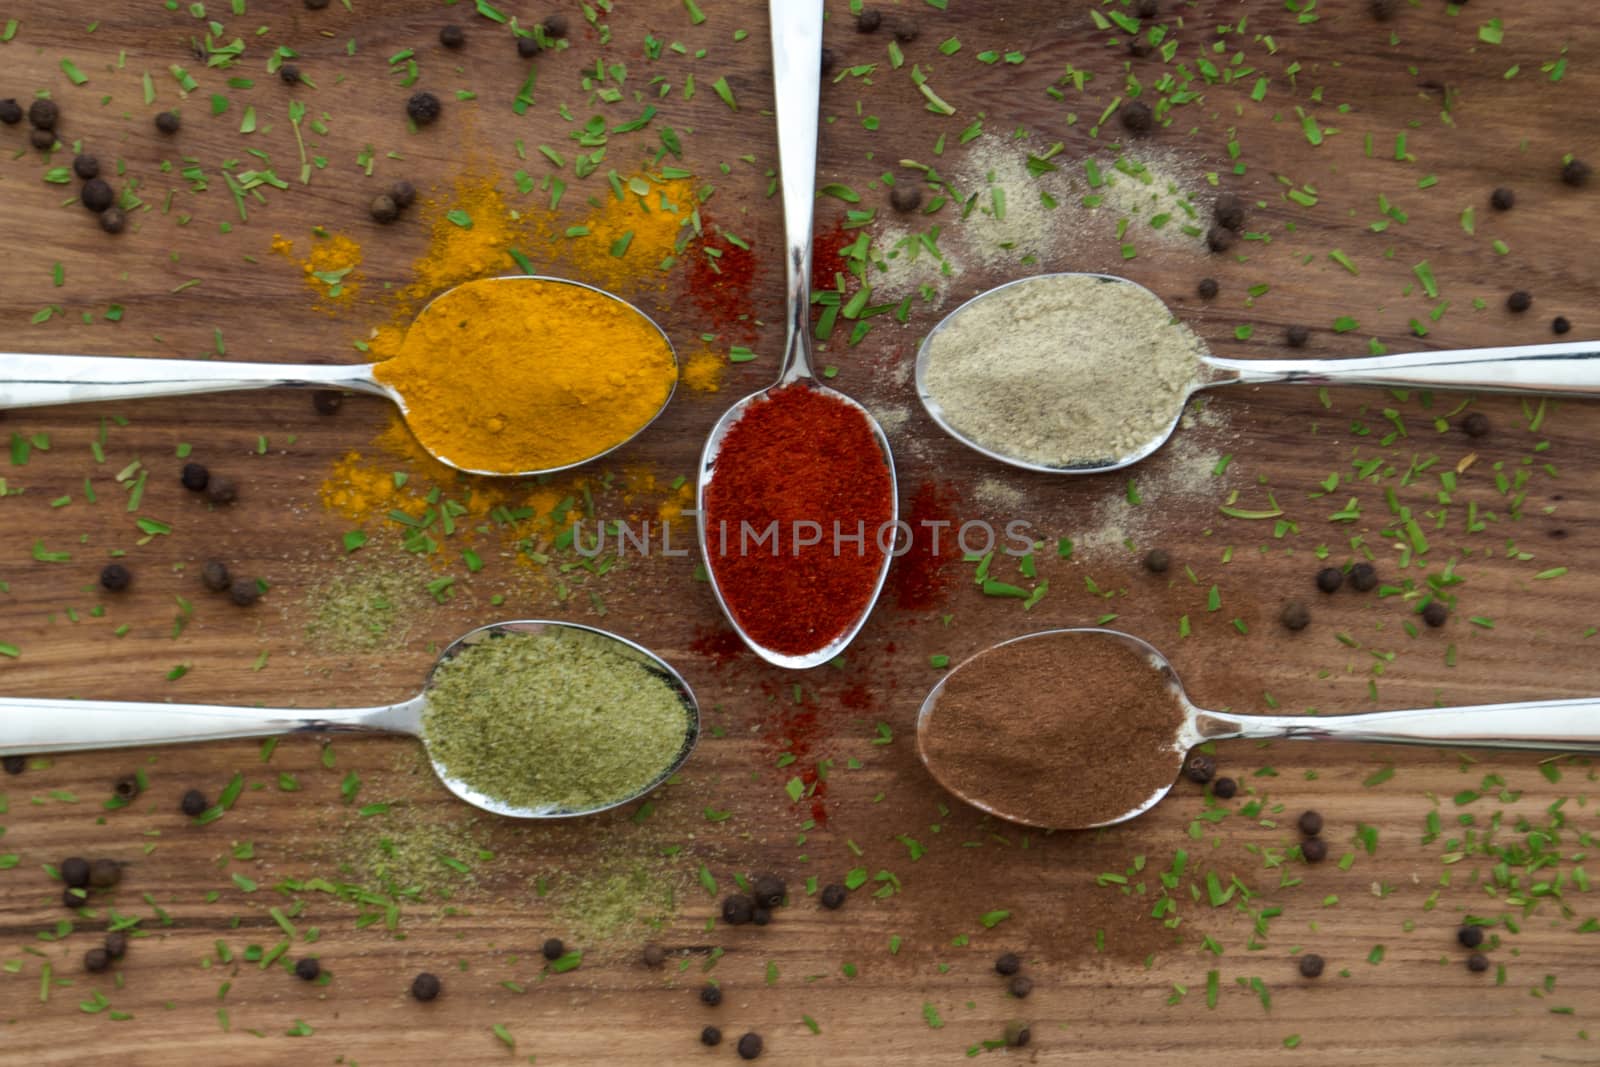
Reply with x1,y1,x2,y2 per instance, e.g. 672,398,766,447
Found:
916,271,1600,474
0,619,700,820
918,626,1600,830
0,274,678,479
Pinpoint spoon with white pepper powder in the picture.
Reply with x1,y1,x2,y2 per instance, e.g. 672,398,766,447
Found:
916,272,1600,474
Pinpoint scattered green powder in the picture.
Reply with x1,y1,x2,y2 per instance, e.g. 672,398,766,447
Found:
422,629,691,813
555,854,685,943
355,805,491,900
302,563,426,652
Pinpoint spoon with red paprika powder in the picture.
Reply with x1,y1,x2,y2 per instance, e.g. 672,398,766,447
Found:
695,0,898,670
918,628,1600,830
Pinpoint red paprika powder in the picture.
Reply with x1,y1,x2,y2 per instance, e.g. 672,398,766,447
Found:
688,233,760,343
702,383,894,657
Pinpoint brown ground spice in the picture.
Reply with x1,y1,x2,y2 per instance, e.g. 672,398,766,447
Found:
919,630,1187,828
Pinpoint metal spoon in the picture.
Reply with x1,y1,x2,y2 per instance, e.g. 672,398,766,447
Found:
0,275,677,478
918,627,1600,830
0,620,699,819
916,271,1600,474
694,0,898,670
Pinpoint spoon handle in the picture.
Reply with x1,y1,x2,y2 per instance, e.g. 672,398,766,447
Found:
0,696,418,756
769,0,824,384
0,353,384,410
1205,340,1600,395
1199,696,1600,753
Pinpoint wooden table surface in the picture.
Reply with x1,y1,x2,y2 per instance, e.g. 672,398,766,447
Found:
3,1,1600,1063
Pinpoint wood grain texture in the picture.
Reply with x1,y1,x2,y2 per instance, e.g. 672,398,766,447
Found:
2,1,1600,1064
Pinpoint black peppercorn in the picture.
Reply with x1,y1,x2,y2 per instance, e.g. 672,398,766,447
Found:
1298,953,1324,978
736,1032,764,1060
1008,975,1033,999
1280,601,1311,632
1004,1020,1031,1048
1301,837,1328,863
312,389,344,415
206,475,238,504
1205,225,1236,253
305,0,329,8
1143,547,1170,573
1422,601,1448,628
1212,192,1247,232
1135,0,1158,15
201,560,231,592
65,887,87,909
1552,315,1572,335
84,947,111,973
1298,810,1324,836
699,982,722,1006
180,788,209,816
994,952,1021,976
1212,776,1238,799
1119,100,1153,133
1507,290,1532,313
294,956,321,981
1196,277,1219,299
642,943,666,967
1349,562,1378,592
2,756,25,775
99,207,126,234
28,98,59,129
1286,324,1310,348
889,182,922,213
1128,38,1152,58
113,775,140,800
82,179,115,215
1467,952,1490,973
752,874,786,909
104,932,128,959
100,564,131,592
1562,158,1592,187
701,1026,723,1047
73,153,100,180
820,883,847,910
820,47,837,76
1369,0,1397,20
752,907,772,926
1315,566,1343,593
370,194,400,224
440,24,465,49
89,858,121,888
229,579,261,607
279,64,301,85
155,110,181,134
182,465,210,494
0,98,20,125
543,13,570,37
61,857,91,888
1462,412,1490,438
721,893,755,925
517,35,541,59
1458,925,1485,948
30,127,56,151
1183,752,1216,784
857,8,881,32
1490,186,1515,210
893,18,919,43
411,971,442,1000
542,937,565,961
390,180,417,209
407,91,442,126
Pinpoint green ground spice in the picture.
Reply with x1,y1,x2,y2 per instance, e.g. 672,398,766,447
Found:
555,856,685,943
422,630,690,813
302,563,426,653
355,805,491,901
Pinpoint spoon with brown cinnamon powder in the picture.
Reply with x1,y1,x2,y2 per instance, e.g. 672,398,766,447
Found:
917,628,1600,830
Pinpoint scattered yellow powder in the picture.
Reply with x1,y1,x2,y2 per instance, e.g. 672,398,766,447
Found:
404,174,527,304
681,345,725,393
560,175,697,294
272,230,364,306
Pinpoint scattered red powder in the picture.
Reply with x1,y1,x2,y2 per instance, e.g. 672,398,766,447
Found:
810,220,852,294
689,626,744,668
890,480,960,610
838,682,875,711
688,232,760,343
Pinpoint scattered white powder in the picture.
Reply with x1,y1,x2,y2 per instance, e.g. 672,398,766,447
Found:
871,402,911,437
950,140,1075,270
869,225,961,306
972,477,1026,512
921,273,1208,468
1085,150,1210,251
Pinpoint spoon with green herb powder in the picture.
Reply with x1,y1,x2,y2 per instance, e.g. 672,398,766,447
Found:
916,272,1600,473
0,621,698,819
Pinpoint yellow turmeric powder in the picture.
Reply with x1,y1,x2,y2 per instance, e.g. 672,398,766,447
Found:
272,231,364,305
372,277,677,475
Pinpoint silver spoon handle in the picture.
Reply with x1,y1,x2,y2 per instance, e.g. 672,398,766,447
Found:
0,353,383,410
1206,341,1600,395
0,696,418,755
1199,697,1600,753
770,0,823,384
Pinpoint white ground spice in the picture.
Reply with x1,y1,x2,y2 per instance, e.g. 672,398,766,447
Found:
951,140,1074,269
1086,151,1209,251
921,273,1208,468
869,224,960,305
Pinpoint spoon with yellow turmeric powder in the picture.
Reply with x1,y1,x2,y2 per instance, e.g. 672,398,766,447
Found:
0,275,678,476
